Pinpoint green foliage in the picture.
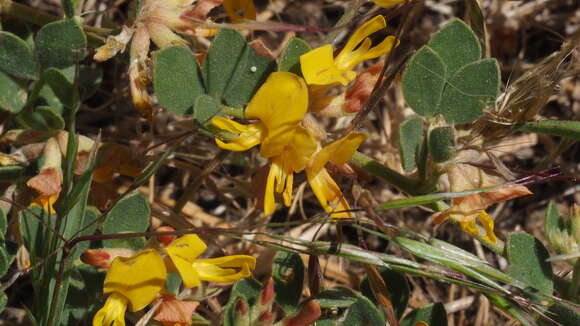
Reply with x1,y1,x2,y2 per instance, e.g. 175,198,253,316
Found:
272,251,305,313
203,29,247,98
403,19,500,123
102,192,150,249
43,68,76,109
35,19,87,69
316,288,384,325
399,116,424,172
428,126,455,162
0,71,26,113
223,278,262,326
507,232,554,295
153,46,204,114
19,106,65,131
517,120,580,140
223,43,276,108
541,303,580,326
0,31,39,79
194,94,222,127
360,268,409,319
278,37,310,74
400,303,447,326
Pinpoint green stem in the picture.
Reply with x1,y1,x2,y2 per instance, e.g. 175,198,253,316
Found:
568,258,580,300
350,151,419,194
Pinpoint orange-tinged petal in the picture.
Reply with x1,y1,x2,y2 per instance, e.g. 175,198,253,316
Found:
307,168,351,218
166,234,208,288
309,132,367,175
300,45,355,86
246,72,308,129
93,292,128,326
193,255,256,283
223,0,257,23
154,295,199,326
336,15,386,69
212,117,265,151
103,250,166,311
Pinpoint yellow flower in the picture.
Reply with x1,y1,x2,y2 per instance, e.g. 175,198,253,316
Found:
93,235,255,326
371,0,407,8
300,15,398,86
166,234,256,288
212,72,366,217
223,0,257,23
93,250,166,326
306,132,367,218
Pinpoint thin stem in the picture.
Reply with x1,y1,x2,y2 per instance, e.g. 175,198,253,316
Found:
173,150,229,213
350,151,419,194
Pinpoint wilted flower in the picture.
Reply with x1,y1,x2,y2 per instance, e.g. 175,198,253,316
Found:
432,163,532,243
94,0,223,119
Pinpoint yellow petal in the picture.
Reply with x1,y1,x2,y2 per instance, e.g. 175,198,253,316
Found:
307,167,351,218
371,0,406,8
223,0,257,23
166,234,208,288
104,250,166,311
264,162,281,215
212,117,265,151
246,72,308,128
353,35,398,65
93,292,128,326
261,126,318,171
336,15,386,69
300,45,355,86
459,220,478,238
282,171,293,207
193,255,256,283
309,132,367,175
478,211,497,243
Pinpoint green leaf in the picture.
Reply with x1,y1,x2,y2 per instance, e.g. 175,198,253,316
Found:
342,291,385,326
0,245,12,276
402,19,500,123
544,201,566,253
35,19,87,69
102,192,150,249
223,278,262,326
0,71,26,113
19,106,65,131
153,46,204,114
400,303,447,326
541,303,580,326
517,120,580,140
437,59,500,123
360,268,409,319
0,31,39,79
0,210,6,239
428,126,455,162
44,68,75,106
193,94,222,126
464,0,487,55
272,251,305,313
278,37,310,75
223,43,275,108
316,288,358,308
402,47,447,117
65,265,105,324
203,29,246,98
0,291,6,313
399,116,424,172
507,232,554,295
428,19,481,76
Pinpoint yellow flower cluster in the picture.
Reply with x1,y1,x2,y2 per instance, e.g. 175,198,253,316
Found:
212,72,366,218
93,234,255,326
